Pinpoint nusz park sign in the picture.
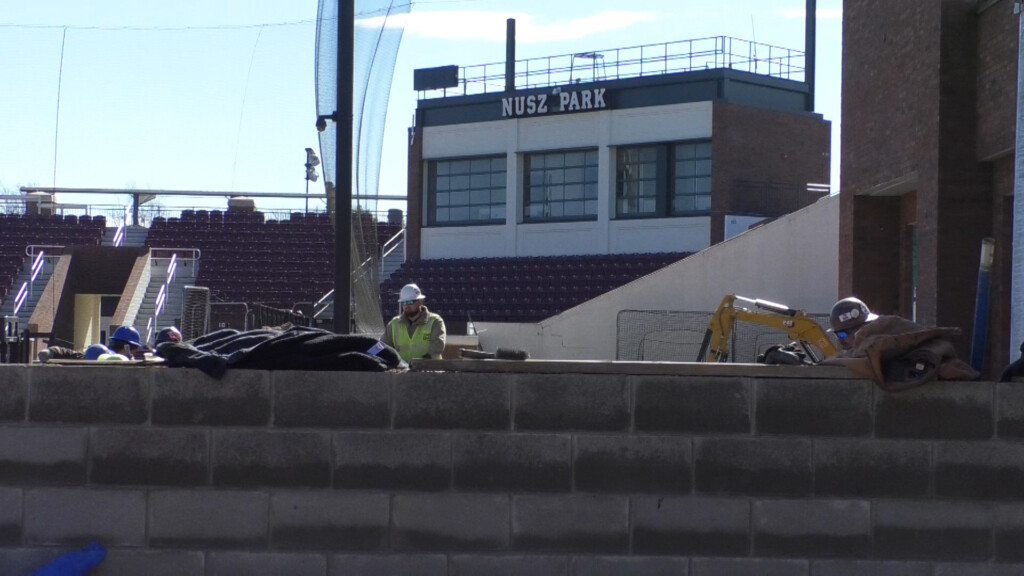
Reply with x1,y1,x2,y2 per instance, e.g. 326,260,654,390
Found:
501,88,608,119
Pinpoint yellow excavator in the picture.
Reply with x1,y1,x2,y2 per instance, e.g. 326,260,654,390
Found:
696,294,836,363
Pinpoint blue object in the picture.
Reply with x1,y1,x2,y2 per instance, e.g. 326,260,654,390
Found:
32,542,106,576
83,344,112,361
971,239,995,372
110,325,142,347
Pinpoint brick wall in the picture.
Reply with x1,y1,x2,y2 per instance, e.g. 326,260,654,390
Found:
712,103,831,244
976,0,1018,160
841,0,1010,370
0,365,1022,575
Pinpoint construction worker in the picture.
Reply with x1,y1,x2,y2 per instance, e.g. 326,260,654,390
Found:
828,296,879,353
381,283,446,362
155,326,182,346
108,325,144,359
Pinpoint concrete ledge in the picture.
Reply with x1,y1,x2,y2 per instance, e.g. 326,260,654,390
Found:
412,359,859,378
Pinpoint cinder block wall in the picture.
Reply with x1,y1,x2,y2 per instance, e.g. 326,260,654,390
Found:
0,366,1023,575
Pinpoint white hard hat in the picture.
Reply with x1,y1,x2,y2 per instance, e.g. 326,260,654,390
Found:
398,283,426,303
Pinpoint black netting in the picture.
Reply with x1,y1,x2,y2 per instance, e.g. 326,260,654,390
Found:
316,0,410,335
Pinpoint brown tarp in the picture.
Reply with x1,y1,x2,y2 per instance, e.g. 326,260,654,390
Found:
820,315,979,392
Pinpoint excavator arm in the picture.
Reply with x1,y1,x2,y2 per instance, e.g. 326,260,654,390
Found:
696,295,836,363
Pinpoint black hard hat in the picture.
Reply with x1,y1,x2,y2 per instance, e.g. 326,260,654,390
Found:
829,297,879,332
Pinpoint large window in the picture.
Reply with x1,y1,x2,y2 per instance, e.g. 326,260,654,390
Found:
615,140,712,218
428,155,507,226
672,141,712,215
524,149,599,222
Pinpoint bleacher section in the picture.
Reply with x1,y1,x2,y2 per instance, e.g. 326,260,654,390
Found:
0,213,106,305
381,253,692,325
145,210,337,310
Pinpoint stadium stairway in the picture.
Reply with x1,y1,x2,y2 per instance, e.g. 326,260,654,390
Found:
131,253,198,344
0,254,57,322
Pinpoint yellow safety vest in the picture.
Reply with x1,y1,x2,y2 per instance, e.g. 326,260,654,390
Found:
392,313,440,362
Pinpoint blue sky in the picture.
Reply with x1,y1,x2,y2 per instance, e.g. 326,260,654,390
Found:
0,0,842,216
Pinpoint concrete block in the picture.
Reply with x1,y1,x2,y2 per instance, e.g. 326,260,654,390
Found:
512,495,628,553
571,556,689,576
994,503,1024,562
213,429,330,488
149,490,268,548
810,560,932,576
329,554,447,576
691,558,808,576
394,372,510,430
874,382,993,439
0,366,27,422
29,368,147,424
755,379,872,436
449,554,568,576
90,427,208,486
271,491,388,551
813,439,930,497
391,493,509,551
23,488,146,546
694,438,812,496
92,550,205,576
932,564,1024,576
753,499,871,558
205,552,326,576
997,382,1024,438
453,433,571,492
0,427,88,485
635,377,751,433
0,488,21,545
632,496,749,556
152,369,270,426
574,434,691,493
0,549,69,576
935,441,1024,498
273,372,390,428
514,374,629,431
333,431,451,491
874,500,991,560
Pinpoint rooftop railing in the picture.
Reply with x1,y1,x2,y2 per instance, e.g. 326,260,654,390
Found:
418,36,805,100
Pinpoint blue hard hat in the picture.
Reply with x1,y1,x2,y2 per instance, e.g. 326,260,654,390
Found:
84,344,113,361
110,326,141,347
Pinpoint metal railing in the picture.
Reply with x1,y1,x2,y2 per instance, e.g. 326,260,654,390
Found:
419,36,805,99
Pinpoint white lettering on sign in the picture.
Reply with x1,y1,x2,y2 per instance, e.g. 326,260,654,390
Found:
501,88,607,118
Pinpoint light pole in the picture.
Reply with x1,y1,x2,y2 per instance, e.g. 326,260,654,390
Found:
304,147,320,214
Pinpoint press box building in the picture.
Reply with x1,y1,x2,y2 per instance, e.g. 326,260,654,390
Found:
404,36,832,263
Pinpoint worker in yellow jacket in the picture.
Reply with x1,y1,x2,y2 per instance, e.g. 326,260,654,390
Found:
381,283,446,362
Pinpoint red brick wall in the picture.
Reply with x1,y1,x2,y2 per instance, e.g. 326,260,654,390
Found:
711,103,831,244
841,0,1009,365
976,0,1019,160
840,0,942,310
406,124,424,263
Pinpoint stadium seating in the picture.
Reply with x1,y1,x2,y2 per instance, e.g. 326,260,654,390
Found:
146,210,358,310
380,252,691,325
0,213,106,307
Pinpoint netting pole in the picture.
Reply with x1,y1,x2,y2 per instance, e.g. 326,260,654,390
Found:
334,0,354,334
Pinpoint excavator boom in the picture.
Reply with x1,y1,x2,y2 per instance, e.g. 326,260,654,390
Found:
696,294,836,363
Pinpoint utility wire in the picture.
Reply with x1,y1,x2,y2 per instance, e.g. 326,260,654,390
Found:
52,27,67,190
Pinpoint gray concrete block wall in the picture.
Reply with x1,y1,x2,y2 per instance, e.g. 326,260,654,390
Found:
0,366,1024,574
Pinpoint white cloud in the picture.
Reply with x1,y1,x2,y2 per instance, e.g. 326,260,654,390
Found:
357,10,657,43
779,8,842,19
